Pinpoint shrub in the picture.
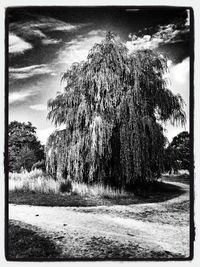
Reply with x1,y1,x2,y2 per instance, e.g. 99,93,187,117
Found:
59,179,72,193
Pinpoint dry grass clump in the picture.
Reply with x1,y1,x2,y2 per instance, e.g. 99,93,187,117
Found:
72,182,129,198
9,169,129,198
9,169,59,194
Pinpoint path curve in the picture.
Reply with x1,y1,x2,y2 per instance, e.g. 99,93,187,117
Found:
9,181,190,258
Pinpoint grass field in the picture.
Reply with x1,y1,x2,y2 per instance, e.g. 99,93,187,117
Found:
9,170,187,207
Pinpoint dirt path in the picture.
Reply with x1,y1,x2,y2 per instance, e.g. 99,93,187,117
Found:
9,181,190,259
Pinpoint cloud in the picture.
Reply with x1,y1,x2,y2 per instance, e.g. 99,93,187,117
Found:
126,34,161,51
30,16,79,32
87,30,106,36
9,33,32,54
41,38,62,45
51,24,77,32
9,64,55,80
37,124,66,144
9,15,86,48
164,57,189,101
28,28,46,38
9,16,78,34
164,57,190,141
57,30,106,65
185,9,190,26
9,89,37,104
37,127,55,145
170,57,189,85
29,104,47,111
126,14,189,51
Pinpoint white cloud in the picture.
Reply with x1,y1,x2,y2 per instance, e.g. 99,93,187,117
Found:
126,34,162,51
52,25,77,32
9,33,32,54
30,29,46,38
29,104,47,111
9,64,54,80
87,30,106,36
126,16,189,52
9,17,78,34
41,38,62,45
57,30,106,65
164,57,190,141
32,16,79,32
37,127,55,145
9,89,37,104
37,124,66,144
185,9,190,26
170,57,190,85
9,16,86,48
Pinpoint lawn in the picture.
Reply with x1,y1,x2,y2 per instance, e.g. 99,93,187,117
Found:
8,169,189,207
9,179,185,207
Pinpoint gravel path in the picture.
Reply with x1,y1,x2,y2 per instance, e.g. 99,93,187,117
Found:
9,181,190,259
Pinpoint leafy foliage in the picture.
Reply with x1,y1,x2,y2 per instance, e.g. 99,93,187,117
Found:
164,131,190,173
47,32,185,189
8,121,45,172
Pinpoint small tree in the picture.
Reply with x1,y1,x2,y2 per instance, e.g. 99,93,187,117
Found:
164,131,190,173
8,121,45,172
47,32,185,189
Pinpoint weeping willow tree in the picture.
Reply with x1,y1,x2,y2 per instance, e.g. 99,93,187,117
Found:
46,32,185,189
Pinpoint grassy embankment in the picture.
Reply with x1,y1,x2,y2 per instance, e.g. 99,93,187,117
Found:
8,169,188,207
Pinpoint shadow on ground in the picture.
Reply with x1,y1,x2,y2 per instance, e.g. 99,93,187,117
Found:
7,220,62,260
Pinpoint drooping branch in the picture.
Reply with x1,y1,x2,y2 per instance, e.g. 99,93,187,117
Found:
46,32,186,187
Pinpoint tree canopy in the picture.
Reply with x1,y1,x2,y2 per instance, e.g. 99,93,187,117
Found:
46,32,185,189
8,121,45,172
164,131,190,173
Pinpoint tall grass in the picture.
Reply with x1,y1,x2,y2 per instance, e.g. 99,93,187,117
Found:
9,170,59,194
72,182,129,198
9,169,129,198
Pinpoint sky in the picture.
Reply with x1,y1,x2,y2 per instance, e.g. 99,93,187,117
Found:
7,7,191,144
